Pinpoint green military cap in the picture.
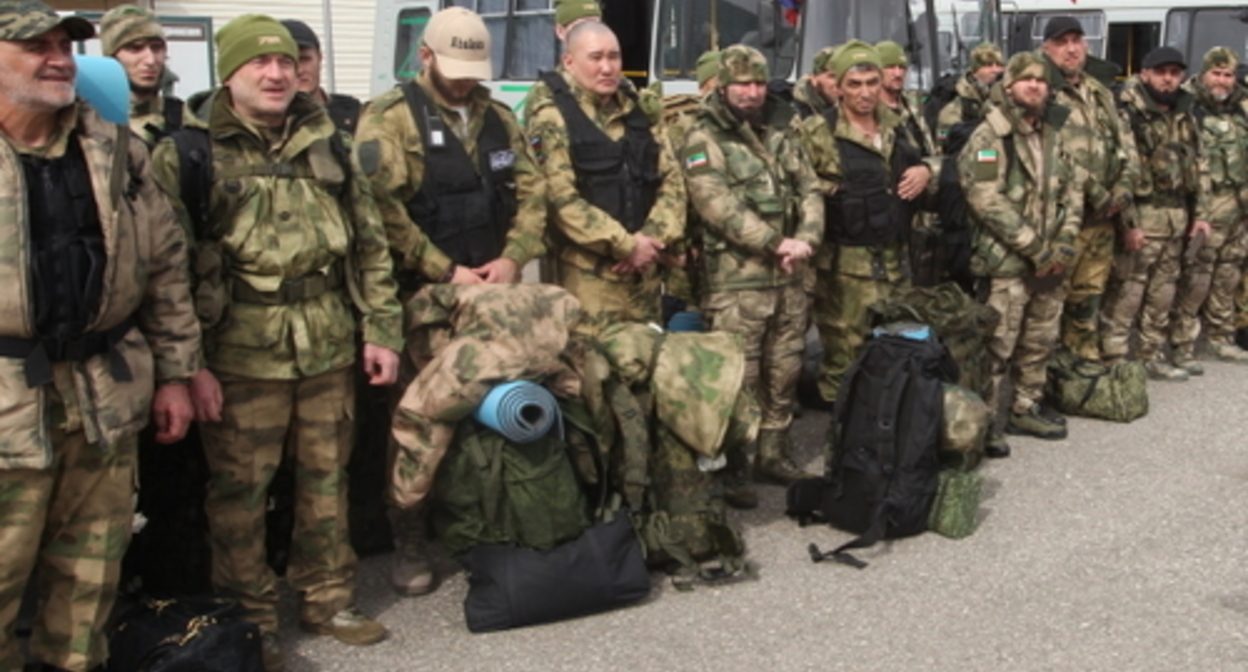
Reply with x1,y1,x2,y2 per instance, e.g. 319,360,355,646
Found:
100,5,163,56
970,42,1004,71
215,14,298,82
832,39,882,81
696,49,721,88
555,0,601,28
717,44,769,85
811,45,841,74
1003,51,1047,88
1203,46,1240,73
876,40,908,68
0,0,93,41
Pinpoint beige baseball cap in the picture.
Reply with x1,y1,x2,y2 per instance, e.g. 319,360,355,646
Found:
423,6,492,80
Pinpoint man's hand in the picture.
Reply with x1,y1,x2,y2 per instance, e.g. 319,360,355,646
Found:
1123,227,1147,252
362,343,400,386
151,383,194,444
472,257,520,284
189,368,223,423
448,265,483,284
613,233,664,274
1191,220,1212,239
897,165,932,201
774,238,813,274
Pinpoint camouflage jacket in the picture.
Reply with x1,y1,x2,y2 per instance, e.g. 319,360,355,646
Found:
660,92,701,155
526,77,686,280
936,74,992,143
0,101,200,469
1117,77,1203,233
129,94,180,147
800,101,937,280
888,89,937,156
151,90,404,380
1043,54,1140,218
1188,78,1248,225
521,68,658,127
791,75,835,119
681,90,823,292
354,73,547,283
959,100,1084,278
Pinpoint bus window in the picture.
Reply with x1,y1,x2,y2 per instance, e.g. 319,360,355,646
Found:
394,7,432,81
448,0,557,80
1168,8,1248,68
1030,12,1106,58
655,0,792,81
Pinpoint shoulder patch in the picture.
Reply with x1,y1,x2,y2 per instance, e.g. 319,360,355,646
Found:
529,134,545,164
682,141,712,174
357,139,382,176
971,148,999,182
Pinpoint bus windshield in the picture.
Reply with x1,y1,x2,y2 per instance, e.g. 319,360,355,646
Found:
1166,7,1248,67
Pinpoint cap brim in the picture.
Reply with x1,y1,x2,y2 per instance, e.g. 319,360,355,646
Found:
437,55,492,81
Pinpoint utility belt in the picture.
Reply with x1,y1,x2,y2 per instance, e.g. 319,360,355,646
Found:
232,264,344,305
0,317,135,388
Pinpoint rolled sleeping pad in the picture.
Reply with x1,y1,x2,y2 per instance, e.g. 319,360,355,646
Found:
75,55,130,126
473,380,560,444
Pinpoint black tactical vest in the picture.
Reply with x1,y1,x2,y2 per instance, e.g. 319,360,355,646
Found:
542,71,662,233
824,109,923,247
24,139,105,340
401,82,516,270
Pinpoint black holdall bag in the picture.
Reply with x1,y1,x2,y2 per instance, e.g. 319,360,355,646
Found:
787,323,956,568
107,595,264,672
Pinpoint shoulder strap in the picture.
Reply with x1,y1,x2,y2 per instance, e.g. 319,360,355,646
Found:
168,127,213,237
163,98,184,132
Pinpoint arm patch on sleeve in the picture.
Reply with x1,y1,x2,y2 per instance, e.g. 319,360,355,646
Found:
682,142,712,175
971,149,1000,182
357,139,382,176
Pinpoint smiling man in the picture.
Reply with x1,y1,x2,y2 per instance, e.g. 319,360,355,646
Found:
149,14,404,671
99,4,181,146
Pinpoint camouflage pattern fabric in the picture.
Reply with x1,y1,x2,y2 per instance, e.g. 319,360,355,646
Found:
99,4,163,56
0,395,136,672
984,276,1067,415
1061,221,1116,359
0,0,94,41
199,367,357,634
525,73,685,330
940,384,988,471
812,270,902,402
391,284,582,509
936,73,993,141
0,101,200,469
927,469,983,539
150,89,404,380
1044,350,1148,422
658,92,704,308
560,262,661,336
791,75,835,119
128,95,178,147
354,73,547,283
1173,220,1248,352
1101,235,1184,361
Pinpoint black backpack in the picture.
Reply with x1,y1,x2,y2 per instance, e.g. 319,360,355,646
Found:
787,325,957,567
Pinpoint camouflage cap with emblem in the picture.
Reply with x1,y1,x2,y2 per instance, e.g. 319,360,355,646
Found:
811,45,842,75
0,0,94,42
100,5,162,56
1003,51,1047,88
423,6,492,80
717,44,768,85
696,49,721,88
555,0,601,28
970,42,1004,71
215,14,297,81
876,40,908,68
831,39,882,81
1203,46,1239,73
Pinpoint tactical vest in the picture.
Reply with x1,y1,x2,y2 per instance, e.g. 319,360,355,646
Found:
823,111,922,247
542,71,662,233
401,81,516,271
1120,93,1196,201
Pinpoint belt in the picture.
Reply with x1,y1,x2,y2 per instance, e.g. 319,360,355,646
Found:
0,317,136,388
232,264,344,305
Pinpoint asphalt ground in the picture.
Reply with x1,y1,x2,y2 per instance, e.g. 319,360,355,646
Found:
274,358,1248,672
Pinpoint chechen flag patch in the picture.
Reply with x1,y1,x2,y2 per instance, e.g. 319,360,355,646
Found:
976,150,999,163
686,151,709,170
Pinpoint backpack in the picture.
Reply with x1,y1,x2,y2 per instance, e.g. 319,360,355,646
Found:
1044,350,1149,423
107,596,264,672
786,324,957,567
923,72,962,135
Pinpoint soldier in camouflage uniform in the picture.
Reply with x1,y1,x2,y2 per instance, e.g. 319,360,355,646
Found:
799,40,936,405
0,3,200,670
526,20,685,336
961,52,1084,452
935,42,1004,144
680,45,822,506
1099,47,1210,380
520,0,602,125
99,5,183,147
354,6,546,599
1040,17,1141,363
1174,47,1248,364
150,15,403,670
877,40,936,155
281,20,362,134
791,45,840,119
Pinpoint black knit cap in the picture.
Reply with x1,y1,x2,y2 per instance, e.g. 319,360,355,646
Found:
280,19,319,51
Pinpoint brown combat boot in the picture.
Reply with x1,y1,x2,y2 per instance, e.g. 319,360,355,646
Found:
390,505,438,597
754,429,817,485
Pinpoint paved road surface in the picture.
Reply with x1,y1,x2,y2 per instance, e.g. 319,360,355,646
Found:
283,360,1248,672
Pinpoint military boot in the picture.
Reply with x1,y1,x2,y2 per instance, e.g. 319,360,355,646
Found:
389,505,437,597
260,631,284,672
1209,341,1248,363
1237,327,1248,352
1173,351,1204,376
1035,403,1067,427
984,430,1011,459
719,442,758,510
754,429,817,485
1005,405,1068,440
1145,359,1189,382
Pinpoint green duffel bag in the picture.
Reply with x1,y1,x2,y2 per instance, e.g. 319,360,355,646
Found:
927,469,983,540
940,383,989,471
1044,351,1149,423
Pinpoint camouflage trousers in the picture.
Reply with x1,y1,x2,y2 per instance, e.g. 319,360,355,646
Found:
1099,234,1183,361
984,275,1067,415
200,367,357,634
701,283,808,431
1062,220,1116,360
813,272,906,403
1173,218,1248,352
560,261,661,337
0,396,135,672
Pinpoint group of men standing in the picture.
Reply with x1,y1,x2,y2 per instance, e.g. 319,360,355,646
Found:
3,1,1248,671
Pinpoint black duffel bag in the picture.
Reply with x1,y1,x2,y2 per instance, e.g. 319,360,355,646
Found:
107,596,264,672
462,510,651,633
